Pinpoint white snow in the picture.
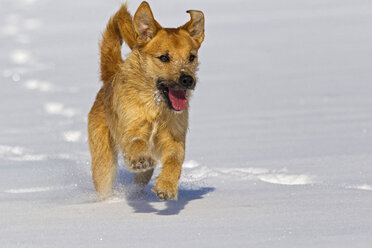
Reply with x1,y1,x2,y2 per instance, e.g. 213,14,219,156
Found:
44,102,77,117
257,173,314,185
10,50,31,64
63,131,83,143
24,79,53,92
346,184,372,191
0,145,46,161
1,0,372,247
5,186,62,194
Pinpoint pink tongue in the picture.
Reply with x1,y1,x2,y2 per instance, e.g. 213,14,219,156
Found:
168,88,187,111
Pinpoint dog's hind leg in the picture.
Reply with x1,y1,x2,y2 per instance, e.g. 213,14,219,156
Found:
88,93,117,199
134,169,154,187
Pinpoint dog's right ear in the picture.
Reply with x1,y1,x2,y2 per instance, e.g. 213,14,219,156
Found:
133,1,161,45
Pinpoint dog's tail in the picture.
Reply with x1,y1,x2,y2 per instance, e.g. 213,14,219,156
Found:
100,4,136,84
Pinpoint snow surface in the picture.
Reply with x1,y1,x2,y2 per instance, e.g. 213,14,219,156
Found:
1,0,372,247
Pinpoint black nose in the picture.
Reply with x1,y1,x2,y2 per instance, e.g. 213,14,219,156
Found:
179,74,194,88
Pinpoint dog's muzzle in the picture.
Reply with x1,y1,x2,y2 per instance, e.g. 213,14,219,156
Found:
155,74,195,112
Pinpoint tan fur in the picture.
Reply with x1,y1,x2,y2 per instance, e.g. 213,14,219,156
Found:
88,2,204,200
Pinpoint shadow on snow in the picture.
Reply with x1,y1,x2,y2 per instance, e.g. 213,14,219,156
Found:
116,167,215,215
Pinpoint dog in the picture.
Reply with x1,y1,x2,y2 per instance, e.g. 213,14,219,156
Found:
88,1,205,200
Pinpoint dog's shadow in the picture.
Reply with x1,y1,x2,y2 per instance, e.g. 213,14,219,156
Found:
115,168,215,215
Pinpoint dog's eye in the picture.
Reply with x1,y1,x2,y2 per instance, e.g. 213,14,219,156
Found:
189,54,196,62
158,54,170,63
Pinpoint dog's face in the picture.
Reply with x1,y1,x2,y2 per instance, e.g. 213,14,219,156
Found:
133,2,205,112
143,29,201,112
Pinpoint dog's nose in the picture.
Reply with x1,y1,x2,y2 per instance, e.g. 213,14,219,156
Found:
179,74,194,88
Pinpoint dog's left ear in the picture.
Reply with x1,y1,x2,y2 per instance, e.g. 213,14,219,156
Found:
182,10,205,46
133,1,162,45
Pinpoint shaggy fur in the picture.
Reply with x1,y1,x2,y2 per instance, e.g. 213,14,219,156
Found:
88,1,204,200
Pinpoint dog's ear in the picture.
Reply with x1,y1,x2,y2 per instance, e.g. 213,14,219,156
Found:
182,10,205,46
133,1,161,45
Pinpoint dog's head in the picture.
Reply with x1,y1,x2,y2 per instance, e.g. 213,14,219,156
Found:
133,1,205,112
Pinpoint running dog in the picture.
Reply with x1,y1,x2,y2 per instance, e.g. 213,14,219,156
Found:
88,1,205,200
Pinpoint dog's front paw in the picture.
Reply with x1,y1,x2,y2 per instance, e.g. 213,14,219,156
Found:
152,179,178,200
128,155,156,172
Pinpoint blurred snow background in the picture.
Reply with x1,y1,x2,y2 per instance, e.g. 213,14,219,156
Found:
1,0,372,247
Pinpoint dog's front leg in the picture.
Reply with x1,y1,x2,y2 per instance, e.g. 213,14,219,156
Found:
153,128,185,200
121,120,156,173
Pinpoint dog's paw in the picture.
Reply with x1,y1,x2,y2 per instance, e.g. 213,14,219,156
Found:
128,155,155,172
152,179,178,201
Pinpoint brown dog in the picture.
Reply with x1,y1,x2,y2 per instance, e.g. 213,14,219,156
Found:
88,1,204,200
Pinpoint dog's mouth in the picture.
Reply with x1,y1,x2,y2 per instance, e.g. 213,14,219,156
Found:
156,81,188,112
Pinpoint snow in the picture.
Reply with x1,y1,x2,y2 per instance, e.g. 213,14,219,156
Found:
1,0,372,247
